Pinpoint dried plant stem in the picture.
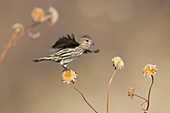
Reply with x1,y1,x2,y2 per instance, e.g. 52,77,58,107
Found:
144,75,154,113
73,85,98,113
134,94,148,102
133,94,148,110
106,67,117,113
0,14,52,64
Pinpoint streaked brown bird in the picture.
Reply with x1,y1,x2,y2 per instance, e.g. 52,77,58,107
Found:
33,34,99,70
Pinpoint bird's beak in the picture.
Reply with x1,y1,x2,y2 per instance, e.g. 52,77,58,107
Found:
91,41,95,45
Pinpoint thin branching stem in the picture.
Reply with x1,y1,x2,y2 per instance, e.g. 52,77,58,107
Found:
73,85,98,113
106,67,117,113
144,75,154,113
0,14,52,64
134,94,148,102
133,93,148,110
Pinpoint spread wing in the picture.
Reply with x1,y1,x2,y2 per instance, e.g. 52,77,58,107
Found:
84,49,100,54
50,34,79,51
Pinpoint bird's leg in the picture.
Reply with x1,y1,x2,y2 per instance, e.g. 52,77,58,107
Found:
62,65,70,71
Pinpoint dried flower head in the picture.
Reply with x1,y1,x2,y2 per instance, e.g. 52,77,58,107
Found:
128,87,135,99
62,70,78,84
144,64,157,77
112,56,124,69
12,23,24,32
48,7,59,25
31,7,45,22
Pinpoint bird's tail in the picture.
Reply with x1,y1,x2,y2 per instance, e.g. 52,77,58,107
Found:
33,57,52,63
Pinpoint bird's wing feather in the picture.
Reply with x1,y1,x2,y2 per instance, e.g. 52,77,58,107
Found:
83,49,100,54
50,34,79,51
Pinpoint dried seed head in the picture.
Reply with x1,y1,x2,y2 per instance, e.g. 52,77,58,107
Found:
112,56,124,69
48,7,59,25
62,70,78,84
128,87,135,100
143,64,157,77
31,7,45,22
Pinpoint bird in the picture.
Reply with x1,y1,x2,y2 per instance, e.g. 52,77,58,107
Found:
33,34,99,70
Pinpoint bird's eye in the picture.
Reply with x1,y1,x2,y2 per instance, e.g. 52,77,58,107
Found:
86,40,89,42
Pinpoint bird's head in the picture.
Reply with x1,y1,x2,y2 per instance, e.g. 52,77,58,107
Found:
79,35,94,49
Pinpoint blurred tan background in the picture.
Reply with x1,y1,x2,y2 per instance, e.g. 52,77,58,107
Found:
0,0,170,113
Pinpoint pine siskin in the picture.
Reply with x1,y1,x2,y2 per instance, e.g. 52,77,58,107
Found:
33,34,99,70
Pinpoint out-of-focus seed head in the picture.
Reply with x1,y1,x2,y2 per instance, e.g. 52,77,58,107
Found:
31,7,45,22
48,7,59,25
27,32,41,39
12,23,24,32
112,56,124,69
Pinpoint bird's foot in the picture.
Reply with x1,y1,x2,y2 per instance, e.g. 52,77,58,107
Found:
63,66,70,72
